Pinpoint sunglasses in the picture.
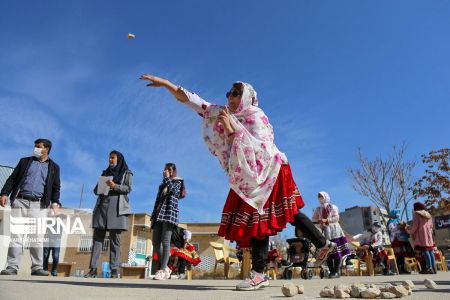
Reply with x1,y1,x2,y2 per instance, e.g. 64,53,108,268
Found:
226,90,242,98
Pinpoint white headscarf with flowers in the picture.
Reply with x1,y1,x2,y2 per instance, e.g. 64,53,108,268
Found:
201,81,286,214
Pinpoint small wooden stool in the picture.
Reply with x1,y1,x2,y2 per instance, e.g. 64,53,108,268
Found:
240,248,252,279
47,262,74,277
266,267,277,280
404,257,421,273
186,264,193,280
121,266,146,279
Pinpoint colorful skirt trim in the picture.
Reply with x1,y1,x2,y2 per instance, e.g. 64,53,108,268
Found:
218,164,305,248
328,235,350,260
170,247,201,265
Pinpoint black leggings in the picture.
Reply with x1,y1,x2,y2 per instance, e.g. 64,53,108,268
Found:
178,258,188,274
250,210,327,273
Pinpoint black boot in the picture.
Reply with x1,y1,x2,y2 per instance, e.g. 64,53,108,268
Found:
335,258,342,277
84,268,97,278
326,259,333,278
326,259,337,278
110,269,119,278
328,258,340,278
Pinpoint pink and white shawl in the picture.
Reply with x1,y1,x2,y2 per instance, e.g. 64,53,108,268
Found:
183,82,286,214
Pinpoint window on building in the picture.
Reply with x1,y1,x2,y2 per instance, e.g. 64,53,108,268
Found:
79,235,109,252
373,211,377,216
192,243,200,252
136,237,147,255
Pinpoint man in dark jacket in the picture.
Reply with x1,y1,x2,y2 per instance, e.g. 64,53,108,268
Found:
0,138,61,276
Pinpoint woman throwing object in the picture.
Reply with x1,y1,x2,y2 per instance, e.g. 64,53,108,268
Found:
140,75,335,291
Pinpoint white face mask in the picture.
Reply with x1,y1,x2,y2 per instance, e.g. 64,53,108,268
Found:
33,147,44,158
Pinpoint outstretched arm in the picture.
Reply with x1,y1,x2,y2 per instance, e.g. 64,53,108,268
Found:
140,74,188,103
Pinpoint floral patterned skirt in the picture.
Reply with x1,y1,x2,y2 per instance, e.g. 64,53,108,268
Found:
218,164,304,248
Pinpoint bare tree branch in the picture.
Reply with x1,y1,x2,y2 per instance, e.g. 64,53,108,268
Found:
348,142,416,220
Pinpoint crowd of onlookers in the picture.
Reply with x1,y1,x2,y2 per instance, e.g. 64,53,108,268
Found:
266,193,445,278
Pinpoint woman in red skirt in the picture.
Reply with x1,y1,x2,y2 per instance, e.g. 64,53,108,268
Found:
140,74,335,291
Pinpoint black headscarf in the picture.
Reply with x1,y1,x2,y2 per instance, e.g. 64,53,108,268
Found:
101,150,129,184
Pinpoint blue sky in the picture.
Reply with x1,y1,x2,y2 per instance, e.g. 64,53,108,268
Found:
0,1,449,228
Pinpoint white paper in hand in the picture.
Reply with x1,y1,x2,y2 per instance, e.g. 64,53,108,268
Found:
97,176,114,195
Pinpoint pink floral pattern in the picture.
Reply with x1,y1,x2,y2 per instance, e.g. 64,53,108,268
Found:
181,84,286,214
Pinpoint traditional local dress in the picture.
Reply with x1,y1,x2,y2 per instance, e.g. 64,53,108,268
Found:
353,229,389,269
312,192,350,260
387,209,414,262
170,243,201,266
182,83,304,247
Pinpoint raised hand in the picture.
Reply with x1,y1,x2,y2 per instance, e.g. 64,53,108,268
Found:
140,74,167,87
140,74,188,103
163,169,170,178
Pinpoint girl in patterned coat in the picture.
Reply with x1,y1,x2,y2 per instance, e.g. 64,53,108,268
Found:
151,163,185,280
140,75,335,290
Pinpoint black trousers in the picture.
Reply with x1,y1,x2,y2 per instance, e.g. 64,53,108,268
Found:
43,247,60,272
250,210,327,273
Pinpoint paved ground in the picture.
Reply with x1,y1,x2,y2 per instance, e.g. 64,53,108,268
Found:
0,272,449,300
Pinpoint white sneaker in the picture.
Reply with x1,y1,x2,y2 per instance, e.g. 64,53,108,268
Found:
154,268,171,280
236,270,269,291
153,270,165,280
